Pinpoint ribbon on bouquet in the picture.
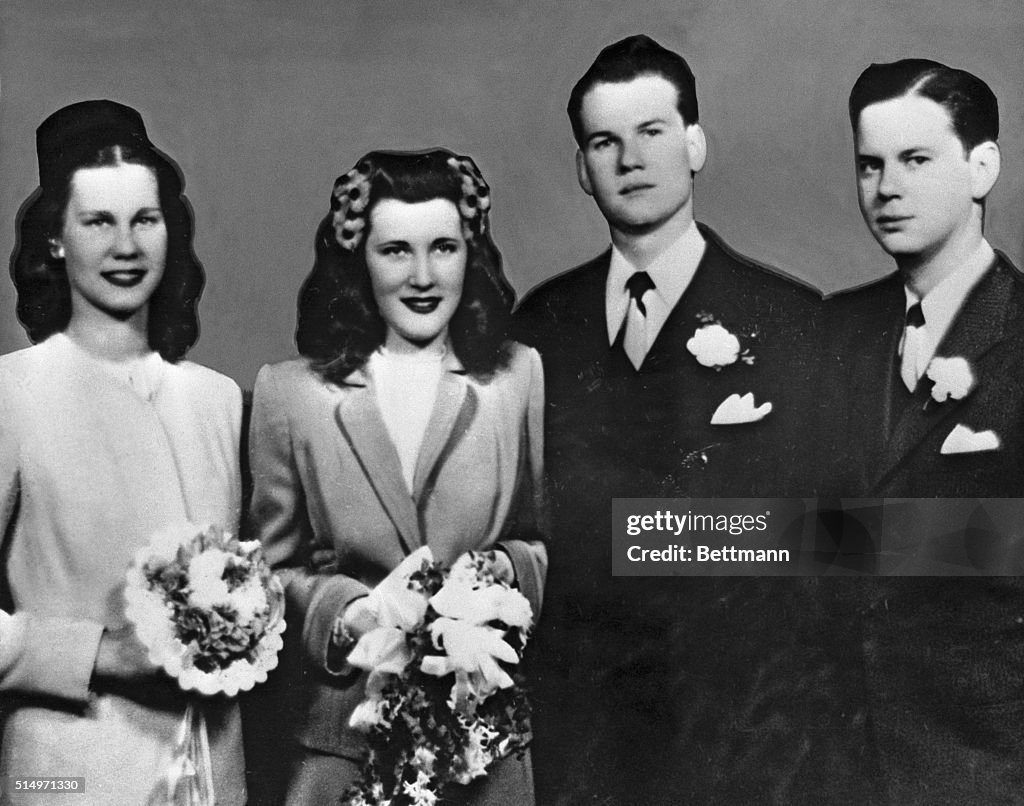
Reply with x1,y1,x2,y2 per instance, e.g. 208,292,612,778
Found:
150,702,215,805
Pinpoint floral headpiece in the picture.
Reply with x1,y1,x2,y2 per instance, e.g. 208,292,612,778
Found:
446,154,491,239
329,151,492,253
330,158,373,252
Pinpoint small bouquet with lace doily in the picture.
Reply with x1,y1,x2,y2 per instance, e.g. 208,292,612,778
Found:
124,522,286,805
125,522,285,696
342,547,533,806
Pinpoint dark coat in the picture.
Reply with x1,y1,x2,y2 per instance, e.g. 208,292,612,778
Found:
825,251,1024,498
810,252,1024,805
512,224,826,805
514,223,823,504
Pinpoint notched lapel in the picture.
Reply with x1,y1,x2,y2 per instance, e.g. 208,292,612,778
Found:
842,279,905,475
935,263,1017,363
335,378,423,553
873,263,1018,489
879,383,964,486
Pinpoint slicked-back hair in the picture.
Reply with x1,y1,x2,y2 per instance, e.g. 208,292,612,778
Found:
11,143,204,362
849,58,999,152
296,150,513,385
568,34,699,145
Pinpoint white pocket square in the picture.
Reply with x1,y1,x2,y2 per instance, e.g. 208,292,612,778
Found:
710,392,773,425
940,424,1001,455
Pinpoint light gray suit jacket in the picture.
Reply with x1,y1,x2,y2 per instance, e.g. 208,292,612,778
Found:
248,342,547,760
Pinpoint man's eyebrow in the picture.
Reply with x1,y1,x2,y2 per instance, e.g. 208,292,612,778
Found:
855,144,932,160
898,146,931,157
636,117,669,129
584,117,672,145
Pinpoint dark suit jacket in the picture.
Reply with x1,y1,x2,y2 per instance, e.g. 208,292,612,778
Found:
826,251,1024,497
515,223,822,504
513,224,825,805
814,251,1024,805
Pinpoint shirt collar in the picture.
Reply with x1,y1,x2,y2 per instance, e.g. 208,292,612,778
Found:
904,239,996,352
343,342,465,387
605,221,706,344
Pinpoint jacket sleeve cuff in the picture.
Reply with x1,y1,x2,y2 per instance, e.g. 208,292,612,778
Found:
302,575,372,676
0,613,103,703
497,538,547,619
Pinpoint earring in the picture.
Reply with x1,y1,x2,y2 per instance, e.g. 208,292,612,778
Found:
48,240,64,259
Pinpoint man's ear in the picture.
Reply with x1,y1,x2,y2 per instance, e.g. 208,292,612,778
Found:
969,140,1000,201
685,123,707,173
575,149,594,196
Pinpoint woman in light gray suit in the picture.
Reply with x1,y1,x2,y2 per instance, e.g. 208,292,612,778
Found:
248,150,547,805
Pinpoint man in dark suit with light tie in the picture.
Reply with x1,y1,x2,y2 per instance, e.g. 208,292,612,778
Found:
820,60,1024,804
513,35,822,805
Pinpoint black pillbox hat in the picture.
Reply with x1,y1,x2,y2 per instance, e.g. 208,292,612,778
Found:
35,99,153,190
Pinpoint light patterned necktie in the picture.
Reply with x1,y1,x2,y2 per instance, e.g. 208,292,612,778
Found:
900,301,926,392
623,271,655,370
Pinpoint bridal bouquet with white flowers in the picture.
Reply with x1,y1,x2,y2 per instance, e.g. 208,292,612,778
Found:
342,547,534,806
124,522,286,697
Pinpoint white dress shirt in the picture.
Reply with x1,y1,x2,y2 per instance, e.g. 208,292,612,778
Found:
900,240,995,391
605,221,707,369
368,346,445,493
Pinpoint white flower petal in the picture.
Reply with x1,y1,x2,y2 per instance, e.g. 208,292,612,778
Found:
687,323,741,368
346,626,410,677
926,356,975,402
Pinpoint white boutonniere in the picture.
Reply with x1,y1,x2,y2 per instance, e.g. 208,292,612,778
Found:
686,313,755,370
925,356,974,403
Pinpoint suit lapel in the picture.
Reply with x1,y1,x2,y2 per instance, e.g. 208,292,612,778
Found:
934,259,1018,362
852,278,906,443
412,357,474,503
872,261,1017,490
642,241,710,366
335,371,423,554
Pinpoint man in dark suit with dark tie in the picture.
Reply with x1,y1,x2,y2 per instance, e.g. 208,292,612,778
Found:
820,60,1024,804
828,59,1021,498
512,35,822,805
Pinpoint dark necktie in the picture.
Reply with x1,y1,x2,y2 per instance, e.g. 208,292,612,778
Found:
625,271,655,316
618,271,656,370
906,301,925,329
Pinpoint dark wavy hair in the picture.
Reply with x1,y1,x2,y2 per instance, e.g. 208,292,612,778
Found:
11,134,204,362
849,58,999,152
568,34,699,146
296,149,515,384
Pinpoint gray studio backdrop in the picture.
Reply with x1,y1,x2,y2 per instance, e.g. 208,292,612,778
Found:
1,0,1021,387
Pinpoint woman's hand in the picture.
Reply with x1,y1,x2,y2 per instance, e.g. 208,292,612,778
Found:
326,596,380,678
340,595,379,640
489,548,516,585
93,624,159,683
